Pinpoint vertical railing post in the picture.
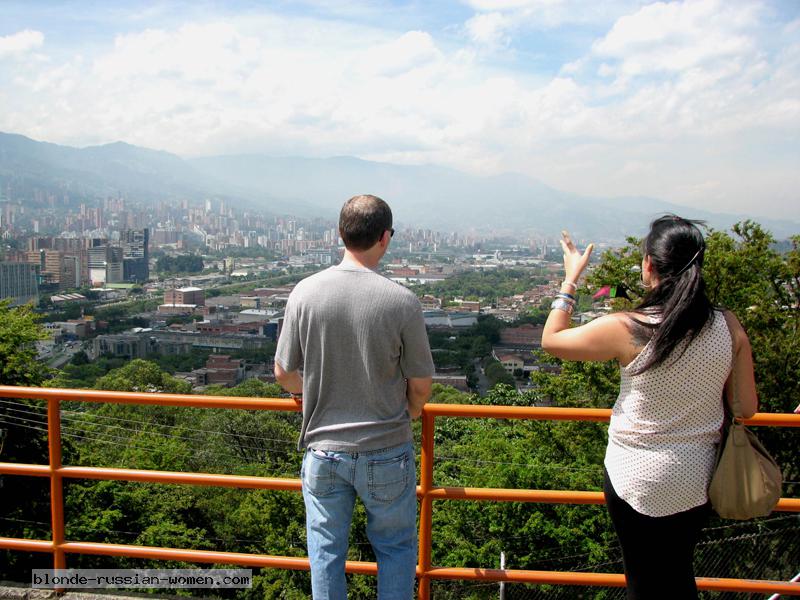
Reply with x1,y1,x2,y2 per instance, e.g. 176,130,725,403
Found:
47,398,66,572
417,411,435,600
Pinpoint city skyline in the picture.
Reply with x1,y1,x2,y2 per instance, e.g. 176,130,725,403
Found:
0,0,798,219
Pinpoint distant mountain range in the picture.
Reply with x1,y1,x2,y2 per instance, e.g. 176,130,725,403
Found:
1,131,797,241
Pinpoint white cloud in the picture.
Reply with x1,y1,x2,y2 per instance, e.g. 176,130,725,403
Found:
465,12,512,46
592,0,757,80
354,31,442,77
0,29,44,59
0,2,798,219
93,23,261,89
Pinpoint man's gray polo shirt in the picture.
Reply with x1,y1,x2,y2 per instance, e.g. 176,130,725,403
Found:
275,263,435,452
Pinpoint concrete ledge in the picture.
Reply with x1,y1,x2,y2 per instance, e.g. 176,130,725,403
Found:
0,587,181,600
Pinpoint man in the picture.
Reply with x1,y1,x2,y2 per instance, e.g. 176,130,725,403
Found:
274,194,434,600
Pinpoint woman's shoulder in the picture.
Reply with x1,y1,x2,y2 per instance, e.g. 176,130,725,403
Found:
591,311,641,331
609,311,656,346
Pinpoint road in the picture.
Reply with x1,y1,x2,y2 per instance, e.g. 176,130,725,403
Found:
47,343,84,369
473,357,491,395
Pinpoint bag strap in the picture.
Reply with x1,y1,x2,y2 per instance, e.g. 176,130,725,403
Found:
722,310,743,421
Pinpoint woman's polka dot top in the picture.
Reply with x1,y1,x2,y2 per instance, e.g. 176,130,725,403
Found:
604,311,733,517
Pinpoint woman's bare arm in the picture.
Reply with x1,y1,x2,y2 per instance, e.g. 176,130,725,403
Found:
542,312,634,362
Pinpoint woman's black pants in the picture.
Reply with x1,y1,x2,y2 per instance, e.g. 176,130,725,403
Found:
603,469,710,600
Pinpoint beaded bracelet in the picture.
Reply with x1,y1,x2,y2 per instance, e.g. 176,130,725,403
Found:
550,297,575,315
556,291,576,302
562,280,577,291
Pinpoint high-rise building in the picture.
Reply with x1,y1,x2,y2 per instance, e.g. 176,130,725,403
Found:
88,244,124,285
121,228,149,282
27,238,89,287
62,255,81,289
0,262,39,306
107,246,123,283
24,249,65,288
88,245,108,286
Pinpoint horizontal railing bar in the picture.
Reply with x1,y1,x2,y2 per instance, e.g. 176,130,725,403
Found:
2,463,798,510
429,487,800,511
1,538,797,595
429,487,605,504
775,498,800,511
424,403,800,427
66,541,382,574
425,404,612,421
0,538,54,552
0,386,301,412
425,567,800,594
743,412,800,427
697,578,800,595
2,385,797,426
0,463,51,477
58,466,302,491
427,567,626,586
61,542,314,570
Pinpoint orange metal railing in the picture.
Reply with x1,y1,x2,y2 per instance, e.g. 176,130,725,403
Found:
0,385,798,597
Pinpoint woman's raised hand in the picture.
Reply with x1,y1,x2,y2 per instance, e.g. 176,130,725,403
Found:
560,230,594,283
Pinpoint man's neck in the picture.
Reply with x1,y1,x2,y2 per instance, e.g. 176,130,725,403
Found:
340,249,381,271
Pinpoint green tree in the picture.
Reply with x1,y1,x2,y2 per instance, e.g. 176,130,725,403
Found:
472,315,504,343
48,355,128,389
146,348,212,374
70,350,90,366
0,300,50,386
484,361,516,387
155,254,204,275
0,301,54,578
93,359,192,394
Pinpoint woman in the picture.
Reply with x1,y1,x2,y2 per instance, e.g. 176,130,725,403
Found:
541,216,758,600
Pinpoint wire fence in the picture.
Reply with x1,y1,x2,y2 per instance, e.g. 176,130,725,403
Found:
432,515,800,599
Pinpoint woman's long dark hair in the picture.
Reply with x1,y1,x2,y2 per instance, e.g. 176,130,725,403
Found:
631,215,714,374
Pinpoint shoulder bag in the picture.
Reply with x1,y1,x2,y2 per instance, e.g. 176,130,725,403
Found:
708,389,782,520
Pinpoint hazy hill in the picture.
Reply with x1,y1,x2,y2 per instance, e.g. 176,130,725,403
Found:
0,132,211,200
1,132,796,240
188,154,796,240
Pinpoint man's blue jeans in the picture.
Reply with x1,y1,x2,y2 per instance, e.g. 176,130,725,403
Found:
301,441,417,599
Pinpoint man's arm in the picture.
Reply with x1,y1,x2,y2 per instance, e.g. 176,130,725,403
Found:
407,376,432,419
274,362,303,396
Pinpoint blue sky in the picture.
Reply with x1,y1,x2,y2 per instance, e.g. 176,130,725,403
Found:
0,0,798,219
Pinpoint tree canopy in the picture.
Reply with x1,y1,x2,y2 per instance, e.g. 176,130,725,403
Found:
155,254,205,275
0,300,50,386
